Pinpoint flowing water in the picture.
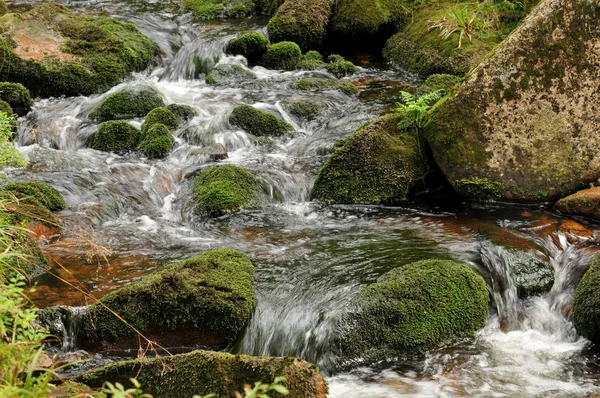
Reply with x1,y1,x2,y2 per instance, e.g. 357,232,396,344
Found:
7,0,600,396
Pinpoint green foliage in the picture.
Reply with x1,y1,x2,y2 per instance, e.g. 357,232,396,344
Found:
193,165,259,216
573,255,600,342
0,100,13,118
235,376,289,398
0,0,7,16
0,112,26,169
326,60,358,78
137,124,174,159
395,90,442,131
183,0,256,19
291,78,358,95
102,378,152,398
263,41,303,70
303,51,323,61
229,105,293,137
227,31,270,63
0,83,33,116
1,182,66,211
429,5,479,49
141,107,179,133
89,86,165,122
91,120,142,153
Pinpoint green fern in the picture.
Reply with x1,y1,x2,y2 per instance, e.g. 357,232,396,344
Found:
395,90,442,131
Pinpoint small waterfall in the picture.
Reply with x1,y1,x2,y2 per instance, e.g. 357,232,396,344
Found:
39,306,88,352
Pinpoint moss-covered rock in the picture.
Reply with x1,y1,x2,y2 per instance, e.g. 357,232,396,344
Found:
424,0,600,203
0,223,49,279
340,259,489,364
282,100,320,120
417,73,461,95
183,0,257,19
330,0,408,36
141,107,178,133
291,78,358,95
79,350,327,398
164,103,198,123
297,50,326,70
76,248,255,350
226,31,270,63
506,249,554,297
193,164,258,217
0,189,61,229
137,123,174,159
326,60,358,78
0,82,33,116
267,0,336,51
573,254,600,342
205,63,256,85
0,100,13,117
263,41,302,70
312,114,427,204
90,121,141,153
555,187,600,220
1,181,65,211
0,3,156,97
89,86,165,122
229,104,293,137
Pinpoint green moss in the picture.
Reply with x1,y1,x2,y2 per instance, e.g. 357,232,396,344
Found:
80,248,255,347
327,54,345,63
0,3,155,97
79,350,325,398
311,114,427,204
266,0,336,51
298,50,326,70
141,107,178,133
1,182,65,211
0,83,33,116
341,259,489,364
303,50,323,61
0,224,49,278
183,0,256,19
205,63,256,85
0,190,60,229
326,60,358,78
0,100,13,118
137,123,174,159
417,73,461,95
90,120,141,153
330,0,408,36
89,86,165,122
263,41,302,70
453,177,502,200
282,100,320,120
165,104,198,123
291,78,359,95
0,0,7,16
507,249,554,297
226,31,270,63
193,164,258,217
573,255,600,342
229,104,293,137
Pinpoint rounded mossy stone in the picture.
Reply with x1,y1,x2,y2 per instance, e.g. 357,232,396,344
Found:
78,350,326,398
193,164,258,217
89,86,165,122
291,78,358,95
574,255,600,342
183,0,256,19
164,104,198,123
311,114,427,204
330,0,408,36
79,248,256,348
137,123,174,159
90,120,141,153
0,3,156,98
304,50,323,61
0,82,33,116
141,107,178,133
205,63,256,85
226,31,270,63
0,190,60,228
266,0,336,51
297,51,326,70
341,259,489,363
326,60,358,78
0,100,14,118
263,41,302,70
282,100,320,120
417,73,461,95
229,104,293,137
1,181,65,211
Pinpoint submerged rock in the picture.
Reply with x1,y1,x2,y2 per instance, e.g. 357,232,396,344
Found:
0,82,33,116
507,249,554,297
291,78,358,96
229,104,293,137
226,31,270,63
573,255,600,342
425,0,600,203
311,114,428,204
165,103,198,123
89,86,165,122
340,259,489,365
193,164,259,217
267,0,336,50
78,350,327,398
555,187,600,221
74,248,255,351
282,99,320,120
0,3,155,97
263,41,302,70
205,63,256,85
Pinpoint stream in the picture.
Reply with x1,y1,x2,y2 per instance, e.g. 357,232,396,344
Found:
7,0,600,396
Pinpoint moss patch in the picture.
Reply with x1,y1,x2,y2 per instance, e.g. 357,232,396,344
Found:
573,254,600,342
326,60,358,78
90,120,141,153
226,31,270,63
193,164,259,217
137,123,174,159
183,0,256,19
1,181,65,211
417,73,461,95
165,104,198,123
205,63,256,85
89,86,165,122
312,114,427,204
555,187,600,220
291,78,358,95
263,41,302,70
141,107,179,133
0,82,33,116
229,104,292,137
330,0,408,36
282,100,320,120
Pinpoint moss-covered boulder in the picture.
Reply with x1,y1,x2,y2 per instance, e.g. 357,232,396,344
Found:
165,103,198,123
297,50,326,70
205,63,256,85
312,114,427,204
0,82,33,116
0,3,155,97
573,254,600,342
76,248,255,350
79,350,327,398
193,164,258,217
330,0,407,37
137,123,174,159
89,86,165,122
0,188,61,229
417,73,461,95
90,121,141,153
267,0,336,50
183,0,257,19
424,0,600,203
263,41,302,70
226,31,270,63
340,259,489,364
141,107,178,133
0,100,13,117
291,78,358,95
229,104,293,137
282,99,320,120
1,181,65,211
326,60,358,78
555,187,600,220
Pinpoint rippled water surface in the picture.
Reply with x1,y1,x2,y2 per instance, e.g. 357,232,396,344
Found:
7,0,600,395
